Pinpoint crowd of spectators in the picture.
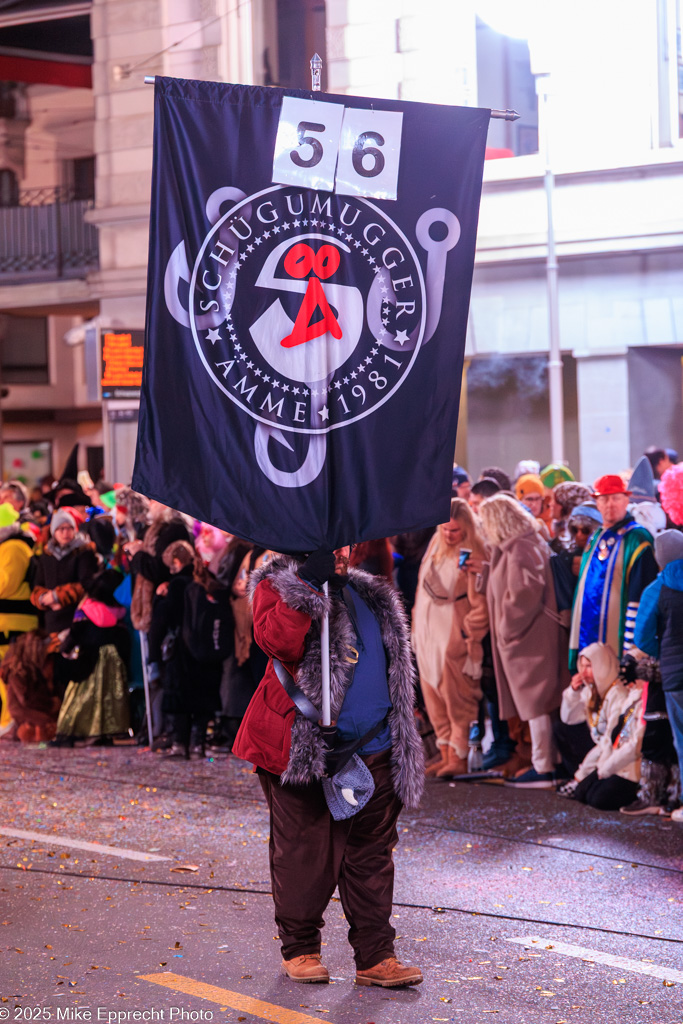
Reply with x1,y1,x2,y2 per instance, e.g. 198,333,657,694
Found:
0,446,681,824
414,449,683,823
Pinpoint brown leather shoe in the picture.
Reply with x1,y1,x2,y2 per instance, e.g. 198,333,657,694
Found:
499,752,532,779
425,751,448,776
355,956,423,987
436,752,468,778
281,953,329,983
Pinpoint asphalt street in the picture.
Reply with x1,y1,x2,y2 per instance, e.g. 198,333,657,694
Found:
1,744,682,1024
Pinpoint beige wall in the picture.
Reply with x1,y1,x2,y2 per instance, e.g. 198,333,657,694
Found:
3,316,90,412
89,0,236,325
2,421,103,485
2,316,102,481
21,84,94,191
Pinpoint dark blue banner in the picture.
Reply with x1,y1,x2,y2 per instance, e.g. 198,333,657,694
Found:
133,77,489,551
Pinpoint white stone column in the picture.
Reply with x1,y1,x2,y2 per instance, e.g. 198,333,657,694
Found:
327,0,478,105
575,351,630,484
89,0,246,479
89,0,240,330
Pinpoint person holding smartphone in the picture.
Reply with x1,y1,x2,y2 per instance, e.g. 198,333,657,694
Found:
479,494,568,788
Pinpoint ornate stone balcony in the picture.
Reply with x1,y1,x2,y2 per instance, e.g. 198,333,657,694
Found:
0,185,98,282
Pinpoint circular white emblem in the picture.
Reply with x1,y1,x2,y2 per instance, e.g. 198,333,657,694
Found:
189,185,426,435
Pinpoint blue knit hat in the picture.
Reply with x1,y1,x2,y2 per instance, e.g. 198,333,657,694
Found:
569,504,603,526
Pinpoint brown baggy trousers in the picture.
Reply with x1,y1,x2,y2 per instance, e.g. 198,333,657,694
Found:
257,748,402,970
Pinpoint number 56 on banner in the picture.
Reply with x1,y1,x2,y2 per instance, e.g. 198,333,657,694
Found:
272,96,403,201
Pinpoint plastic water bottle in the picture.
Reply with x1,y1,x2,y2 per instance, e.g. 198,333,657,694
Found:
467,720,483,773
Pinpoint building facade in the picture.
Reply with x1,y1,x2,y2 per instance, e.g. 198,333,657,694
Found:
0,0,681,488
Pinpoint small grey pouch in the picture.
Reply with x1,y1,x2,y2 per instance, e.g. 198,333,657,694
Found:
321,754,376,821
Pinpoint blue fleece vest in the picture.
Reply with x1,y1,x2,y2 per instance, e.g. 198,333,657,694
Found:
335,584,393,754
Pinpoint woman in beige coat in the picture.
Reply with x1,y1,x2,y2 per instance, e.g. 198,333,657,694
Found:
412,499,489,778
479,494,569,789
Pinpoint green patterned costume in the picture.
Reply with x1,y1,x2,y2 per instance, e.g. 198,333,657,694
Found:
569,516,657,672
56,645,129,740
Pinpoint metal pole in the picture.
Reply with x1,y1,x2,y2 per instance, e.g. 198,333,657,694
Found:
139,630,155,748
490,108,520,121
307,49,332,728
144,75,517,124
536,73,564,465
320,581,331,726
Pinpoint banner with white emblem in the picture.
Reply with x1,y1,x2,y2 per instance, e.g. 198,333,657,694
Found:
133,78,489,551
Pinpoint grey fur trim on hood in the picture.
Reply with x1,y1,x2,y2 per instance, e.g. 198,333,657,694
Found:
0,522,22,546
249,556,425,809
114,487,150,525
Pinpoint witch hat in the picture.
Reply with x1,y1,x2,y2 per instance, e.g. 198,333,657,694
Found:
44,444,80,505
628,456,656,502
84,568,124,607
59,444,79,484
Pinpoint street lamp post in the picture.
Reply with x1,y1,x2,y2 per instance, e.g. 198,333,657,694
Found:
477,2,566,465
535,69,565,465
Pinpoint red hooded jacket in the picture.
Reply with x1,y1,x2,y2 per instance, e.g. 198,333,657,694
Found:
232,576,313,773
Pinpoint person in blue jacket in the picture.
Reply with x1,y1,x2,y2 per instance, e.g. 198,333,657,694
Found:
633,530,683,823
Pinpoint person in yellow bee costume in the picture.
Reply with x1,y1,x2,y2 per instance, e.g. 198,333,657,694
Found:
0,501,39,734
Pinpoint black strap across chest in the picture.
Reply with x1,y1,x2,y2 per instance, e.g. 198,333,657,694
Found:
341,586,364,648
272,657,321,723
272,655,387,773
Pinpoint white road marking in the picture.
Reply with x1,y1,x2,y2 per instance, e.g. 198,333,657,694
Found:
506,936,683,984
0,826,171,862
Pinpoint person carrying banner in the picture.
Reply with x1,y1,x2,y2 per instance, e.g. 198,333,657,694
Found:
232,547,424,987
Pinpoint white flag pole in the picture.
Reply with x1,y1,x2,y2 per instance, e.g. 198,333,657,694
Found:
309,52,332,728
320,580,331,726
138,630,155,748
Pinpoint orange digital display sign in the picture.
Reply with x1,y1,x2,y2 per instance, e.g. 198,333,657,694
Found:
101,331,144,397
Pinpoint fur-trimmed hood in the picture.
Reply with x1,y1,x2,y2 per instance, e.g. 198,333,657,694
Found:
249,557,424,809
0,522,29,546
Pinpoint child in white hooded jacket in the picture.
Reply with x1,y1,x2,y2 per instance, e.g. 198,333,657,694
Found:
555,642,621,782
559,642,645,810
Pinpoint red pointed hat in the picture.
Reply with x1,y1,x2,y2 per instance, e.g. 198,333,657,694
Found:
593,474,630,497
